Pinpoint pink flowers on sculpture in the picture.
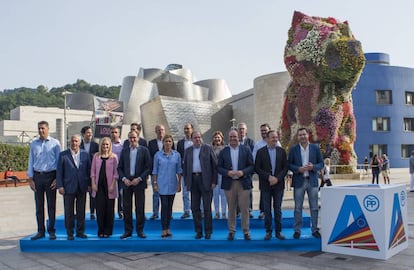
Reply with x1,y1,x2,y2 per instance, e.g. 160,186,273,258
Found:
280,11,365,172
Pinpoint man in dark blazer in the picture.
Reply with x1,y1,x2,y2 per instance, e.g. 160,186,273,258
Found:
147,124,175,220
237,122,255,218
123,123,148,148
288,127,324,239
217,129,254,240
176,123,193,219
118,130,152,239
80,126,99,220
255,130,288,241
56,134,92,240
183,131,217,239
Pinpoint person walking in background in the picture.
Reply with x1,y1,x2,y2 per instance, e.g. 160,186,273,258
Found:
285,170,293,191
27,120,61,241
56,134,91,240
381,154,390,184
319,158,333,189
288,128,324,239
409,151,414,192
80,126,99,220
176,123,193,219
363,156,369,176
152,134,182,238
91,137,119,238
110,126,124,219
118,130,152,239
183,131,217,240
217,130,254,241
211,130,227,219
255,130,288,241
371,154,380,184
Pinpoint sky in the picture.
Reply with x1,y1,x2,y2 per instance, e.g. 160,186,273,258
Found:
0,0,412,95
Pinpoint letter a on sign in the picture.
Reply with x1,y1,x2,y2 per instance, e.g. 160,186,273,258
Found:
388,193,406,249
328,195,379,251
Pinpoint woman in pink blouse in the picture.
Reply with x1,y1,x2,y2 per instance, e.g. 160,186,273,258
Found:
91,137,119,238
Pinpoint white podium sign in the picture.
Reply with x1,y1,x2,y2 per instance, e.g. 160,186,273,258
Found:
321,184,408,260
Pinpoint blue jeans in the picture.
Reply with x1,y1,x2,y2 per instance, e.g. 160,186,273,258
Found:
294,179,319,233
181,177,191,213
213,175,227,215
151,176,160,216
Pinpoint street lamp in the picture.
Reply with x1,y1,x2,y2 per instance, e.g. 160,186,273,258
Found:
62,90,72,150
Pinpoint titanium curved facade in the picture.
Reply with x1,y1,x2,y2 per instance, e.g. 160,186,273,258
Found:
353,53,414,168
119,64,232,140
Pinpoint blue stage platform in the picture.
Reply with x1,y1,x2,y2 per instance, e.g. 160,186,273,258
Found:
20,210,321,252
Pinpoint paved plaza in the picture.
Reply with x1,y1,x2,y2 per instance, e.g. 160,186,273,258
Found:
0,169,413,269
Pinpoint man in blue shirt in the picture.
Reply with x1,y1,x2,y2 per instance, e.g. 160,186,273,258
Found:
27,121,61,240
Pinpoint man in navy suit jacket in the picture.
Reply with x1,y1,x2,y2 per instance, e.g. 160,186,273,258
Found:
255,130,288,240
118,130,152,239
217,129,254,240
80,126,99,220
287,128,324,239
56,134,91,240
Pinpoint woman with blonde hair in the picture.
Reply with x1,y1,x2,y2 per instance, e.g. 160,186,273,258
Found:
212,130,227,219
91,137,119,238
319,158,332,189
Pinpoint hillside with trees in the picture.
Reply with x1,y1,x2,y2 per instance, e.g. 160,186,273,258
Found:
0,79,120,121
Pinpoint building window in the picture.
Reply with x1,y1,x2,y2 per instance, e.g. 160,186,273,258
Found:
404,118,414,132
376,90,392,105
372,117,390,131
405,91,414,105
369,144,388,158
401,144,413,158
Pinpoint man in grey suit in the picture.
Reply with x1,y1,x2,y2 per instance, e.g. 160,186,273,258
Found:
56,134,92,240
217,130,254,240
183,131,217,240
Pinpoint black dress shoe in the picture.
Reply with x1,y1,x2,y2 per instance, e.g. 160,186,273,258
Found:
90,213,96,220
76,233,88,239
120,233,132,239
275,232,286,240
30,233,45,240
244,233,251,240
149,214,159,220
293,231,301,239
312,231,321,238
195,232,203,239
137,232,147,238
49,232,56,240
205,233,211,240
264,232,272,240
227,232,235,241
67,235,74,240
180,212,190,219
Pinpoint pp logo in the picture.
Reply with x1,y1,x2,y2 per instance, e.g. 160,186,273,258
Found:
400,190,406,207
363,195,380,212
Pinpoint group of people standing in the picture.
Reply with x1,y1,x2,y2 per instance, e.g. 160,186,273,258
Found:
366,153,390,184
28,120,324,241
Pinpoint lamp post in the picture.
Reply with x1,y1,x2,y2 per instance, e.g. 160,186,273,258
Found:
62,90,71,150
